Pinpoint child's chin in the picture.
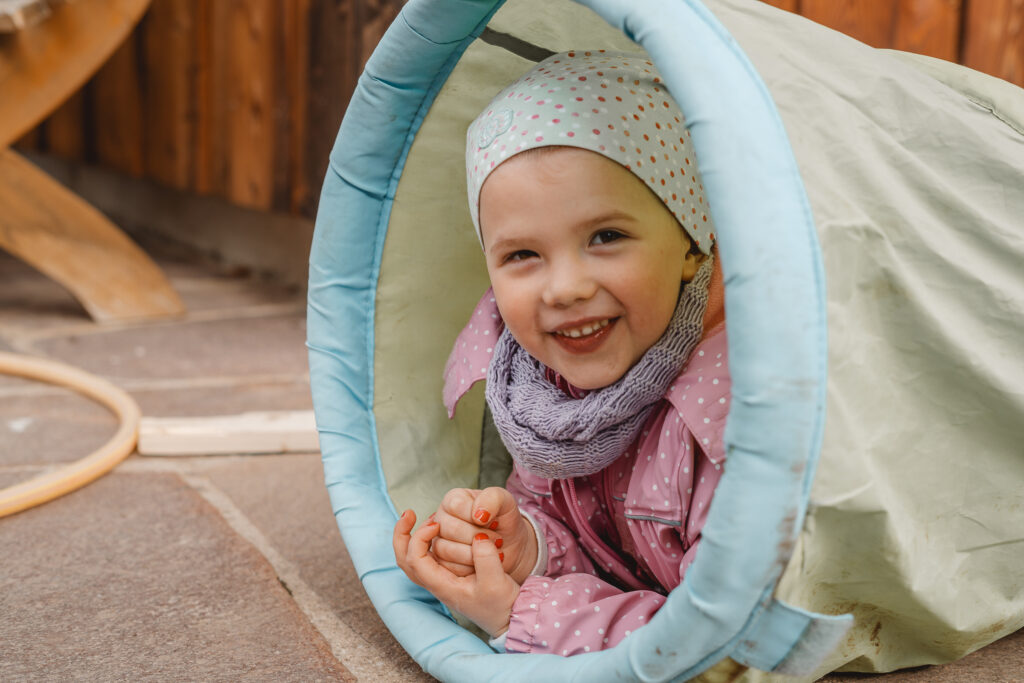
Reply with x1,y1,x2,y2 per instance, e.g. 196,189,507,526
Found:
560,366,628,392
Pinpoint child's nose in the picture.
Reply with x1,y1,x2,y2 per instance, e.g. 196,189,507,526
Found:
542,258,597,308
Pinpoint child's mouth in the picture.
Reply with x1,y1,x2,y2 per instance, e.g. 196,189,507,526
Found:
551,318,617,353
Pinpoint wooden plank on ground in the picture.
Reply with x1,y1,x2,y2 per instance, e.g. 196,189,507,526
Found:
962,0,1024,88
0,148,186,322
0,0,151,147
137,410,319,455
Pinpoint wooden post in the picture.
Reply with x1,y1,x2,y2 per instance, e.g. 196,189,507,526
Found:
40,86,88,160
759,0,800,12
140,0,194,191
800,0,898,48
224,0,276,211
280,0,311,215
962,0,1024,88
91,33,146,177
892,0,962,63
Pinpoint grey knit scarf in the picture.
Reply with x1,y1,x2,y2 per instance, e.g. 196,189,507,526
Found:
486,257,714,479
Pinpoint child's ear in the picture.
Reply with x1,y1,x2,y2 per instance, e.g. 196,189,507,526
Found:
680,243,707,283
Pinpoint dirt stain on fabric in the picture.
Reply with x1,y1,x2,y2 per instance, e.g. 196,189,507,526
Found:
870,620,882,652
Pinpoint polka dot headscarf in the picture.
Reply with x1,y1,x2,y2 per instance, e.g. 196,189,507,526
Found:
466,50,715,254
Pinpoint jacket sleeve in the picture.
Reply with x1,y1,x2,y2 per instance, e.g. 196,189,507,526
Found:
504,467,668,656
505,466,600,580
504,573,667,655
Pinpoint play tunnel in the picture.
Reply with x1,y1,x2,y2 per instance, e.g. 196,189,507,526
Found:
307,0,1024,680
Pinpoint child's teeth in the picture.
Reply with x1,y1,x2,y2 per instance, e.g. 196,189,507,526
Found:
559,319,609,338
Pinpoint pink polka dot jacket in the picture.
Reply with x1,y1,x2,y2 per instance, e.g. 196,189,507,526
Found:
443,290,730,656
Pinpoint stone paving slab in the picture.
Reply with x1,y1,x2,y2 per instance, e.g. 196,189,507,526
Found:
169,270,303,313
0,471,353,682
822,627,1024,682
0,251,88,334
130,378,313,418
32,314,308,381
198,454,433,681
0,383,117,466
0,249,300,337
0,468,44,490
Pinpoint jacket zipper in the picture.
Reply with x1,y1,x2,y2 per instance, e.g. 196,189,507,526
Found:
565,478,647,590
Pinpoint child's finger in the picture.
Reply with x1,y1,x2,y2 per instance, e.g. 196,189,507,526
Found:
392,509,416,569
434,508,487,545
471,486,516,528
437,558,475,577
440,488,480,526
407,521,462,589
431,536,475,567
410,518,442,550
407,521,444,569
471,532,506,581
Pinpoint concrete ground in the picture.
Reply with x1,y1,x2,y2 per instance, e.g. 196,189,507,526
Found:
0,245,1020,682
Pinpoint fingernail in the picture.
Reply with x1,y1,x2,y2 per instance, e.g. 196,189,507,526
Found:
488,521,499,530
474,533,488,541
427,521,439,527
494,538,503,549
474,509,491,524
499,553,505,561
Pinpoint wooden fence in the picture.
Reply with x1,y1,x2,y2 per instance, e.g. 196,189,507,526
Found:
15,0,1024,219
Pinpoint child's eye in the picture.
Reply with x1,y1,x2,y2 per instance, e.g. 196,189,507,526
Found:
591,229,625,245
504,250,537,263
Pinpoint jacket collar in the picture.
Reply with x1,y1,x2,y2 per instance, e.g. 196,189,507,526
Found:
443,289,730,467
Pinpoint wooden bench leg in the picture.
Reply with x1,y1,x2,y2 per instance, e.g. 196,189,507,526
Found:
0,148,185,323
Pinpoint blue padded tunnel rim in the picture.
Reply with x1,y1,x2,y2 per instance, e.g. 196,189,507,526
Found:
307,0,841,680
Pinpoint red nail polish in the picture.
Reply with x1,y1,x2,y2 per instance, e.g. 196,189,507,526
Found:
499,553,505,561
474,509,491,524
494,538,504,549
488,521,499,530
474,533,488,541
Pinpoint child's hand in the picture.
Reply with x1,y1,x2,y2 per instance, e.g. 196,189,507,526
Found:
432,486,538,584
393,509,518,637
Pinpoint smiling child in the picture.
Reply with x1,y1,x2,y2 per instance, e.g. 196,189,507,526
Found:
393,50,729,656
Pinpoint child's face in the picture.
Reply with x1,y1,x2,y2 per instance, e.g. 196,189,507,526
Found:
479,147,703,390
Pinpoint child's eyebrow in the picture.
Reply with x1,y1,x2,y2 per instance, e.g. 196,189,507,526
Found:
486,210,638,255
486,236,533,256
578,210,636,230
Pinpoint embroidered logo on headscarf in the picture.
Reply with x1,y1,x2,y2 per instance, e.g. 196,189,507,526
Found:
477,108,514,149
